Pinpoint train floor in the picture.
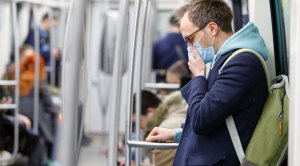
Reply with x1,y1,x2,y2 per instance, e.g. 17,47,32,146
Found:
0,134,108,166
78,134,108,166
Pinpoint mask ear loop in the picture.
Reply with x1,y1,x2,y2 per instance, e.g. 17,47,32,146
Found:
211,36,215,47
210,36,218,69
198,25,208,44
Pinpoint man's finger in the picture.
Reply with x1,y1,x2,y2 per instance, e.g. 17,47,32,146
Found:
191,47,200,58
146,136,158,142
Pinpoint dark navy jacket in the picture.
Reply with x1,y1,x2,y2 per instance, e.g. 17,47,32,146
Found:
174,51,268,166
25,28,51,66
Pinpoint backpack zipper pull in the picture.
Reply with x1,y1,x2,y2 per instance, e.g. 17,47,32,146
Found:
278,113,284,136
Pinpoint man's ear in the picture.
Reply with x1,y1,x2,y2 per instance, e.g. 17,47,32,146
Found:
147,107,156,114
207,22,219,36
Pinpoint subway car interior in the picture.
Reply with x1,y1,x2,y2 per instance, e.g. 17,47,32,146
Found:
0,0,300,165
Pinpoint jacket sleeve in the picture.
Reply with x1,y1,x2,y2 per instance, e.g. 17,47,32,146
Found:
181,53,265,135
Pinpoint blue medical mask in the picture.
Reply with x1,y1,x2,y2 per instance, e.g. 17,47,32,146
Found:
187,27,216,64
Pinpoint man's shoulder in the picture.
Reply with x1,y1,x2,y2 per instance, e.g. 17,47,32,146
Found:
214,50,263,71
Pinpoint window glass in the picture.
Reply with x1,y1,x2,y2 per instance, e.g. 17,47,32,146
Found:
280,0,290,62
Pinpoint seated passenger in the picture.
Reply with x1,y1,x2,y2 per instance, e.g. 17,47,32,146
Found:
116,90,161,166
145,62,190,166
0,88,45,166
133,90,162,132
158,60,191,96
6,45,58,161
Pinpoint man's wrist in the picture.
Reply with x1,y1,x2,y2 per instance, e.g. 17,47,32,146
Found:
174,128,183,142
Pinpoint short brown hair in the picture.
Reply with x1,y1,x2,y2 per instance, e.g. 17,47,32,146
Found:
175,0,233,33
169,15,180,27
133,90,161,116
167,60,190,79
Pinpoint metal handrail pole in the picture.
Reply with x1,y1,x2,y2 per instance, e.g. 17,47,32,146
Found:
141,0,152,88
13,0,69,9
125,0,142,165
0,81,17,86
33,4,40,134
57,0,87,164
107,0,130,165
49,9,56,86
146,2,157,85
10,1,20,160
0,104,17,110
128,140,178,149
0,1,20,164
144,82,180,89
134,0,149,165
74,1,92,163
56,10,68,87
147,1,156,84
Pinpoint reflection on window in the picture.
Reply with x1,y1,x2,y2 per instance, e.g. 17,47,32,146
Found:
280,0,290,62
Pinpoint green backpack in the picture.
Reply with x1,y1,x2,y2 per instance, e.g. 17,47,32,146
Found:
223,49,289,166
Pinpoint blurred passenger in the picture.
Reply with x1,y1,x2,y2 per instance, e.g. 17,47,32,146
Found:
165,61,189,84
132,90,161,162
132,90,162,132
158,60,191,95
116,90,161,166
6,45,58,162
146,0,269,166
24,13,61,86
145,90,187,166
152,15,188,82
0,84,45,166
144,62,189,166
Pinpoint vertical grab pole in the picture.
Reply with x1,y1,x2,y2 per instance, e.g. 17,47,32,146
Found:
11,1,20,161
74,0,92,163
126,0,142,165
141,0,152,88
33,4,40,134
49,9,56,86
134,0,149,165
1,1,21,164
146,1,156,85
57,0,87,164
107,0,130,165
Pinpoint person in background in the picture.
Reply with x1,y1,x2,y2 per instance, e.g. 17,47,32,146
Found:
24,13,61,86
145,90,187,166
116,90,161,166
144,61,190,166
146,0,269,165
153,15,188,82
6,45,58,163
165,61,190,85
0,83,45,166
132,90,162,132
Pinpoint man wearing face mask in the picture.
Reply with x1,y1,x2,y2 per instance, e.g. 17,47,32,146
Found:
146,0,269,165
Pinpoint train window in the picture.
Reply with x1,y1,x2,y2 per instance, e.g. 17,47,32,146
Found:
280,0,290,67
99,10,128,75
100,10,118,75
231,0,249,32
270,0,290,75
